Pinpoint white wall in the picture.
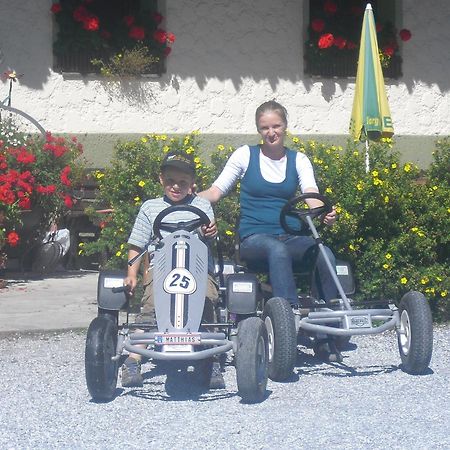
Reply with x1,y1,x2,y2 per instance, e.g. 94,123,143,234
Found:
0,0,449,136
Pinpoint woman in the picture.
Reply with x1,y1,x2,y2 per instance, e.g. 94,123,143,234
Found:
200,100,338,306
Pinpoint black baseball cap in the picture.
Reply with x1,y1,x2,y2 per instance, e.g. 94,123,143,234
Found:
160,151,196,175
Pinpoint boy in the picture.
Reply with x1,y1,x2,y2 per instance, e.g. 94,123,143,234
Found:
122,151,221,388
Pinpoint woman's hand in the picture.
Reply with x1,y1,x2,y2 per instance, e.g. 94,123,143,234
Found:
323,206,337,226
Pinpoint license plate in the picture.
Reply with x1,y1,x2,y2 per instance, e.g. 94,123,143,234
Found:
154,333,201,346
349,315,372,328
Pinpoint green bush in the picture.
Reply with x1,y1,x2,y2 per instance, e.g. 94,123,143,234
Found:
83,134,449,321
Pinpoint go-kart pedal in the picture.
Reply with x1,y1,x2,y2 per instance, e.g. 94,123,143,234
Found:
121,357,143,388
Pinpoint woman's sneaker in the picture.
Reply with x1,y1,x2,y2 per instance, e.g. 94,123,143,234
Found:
121,357,143,387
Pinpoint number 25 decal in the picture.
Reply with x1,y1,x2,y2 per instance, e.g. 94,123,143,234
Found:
164,268,197,294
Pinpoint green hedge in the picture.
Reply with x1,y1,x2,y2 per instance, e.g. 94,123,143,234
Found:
83,133,449,321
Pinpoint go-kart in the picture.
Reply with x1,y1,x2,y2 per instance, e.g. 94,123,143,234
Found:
85,205,269,403
238,193,433,381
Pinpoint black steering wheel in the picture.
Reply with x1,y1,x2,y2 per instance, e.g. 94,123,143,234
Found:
280,193,332,236
152,204,211,239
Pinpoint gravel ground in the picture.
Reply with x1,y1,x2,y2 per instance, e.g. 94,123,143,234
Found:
1,325,449,450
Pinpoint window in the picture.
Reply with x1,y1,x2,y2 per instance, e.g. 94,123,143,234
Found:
304,0,404,78
51,0,174,76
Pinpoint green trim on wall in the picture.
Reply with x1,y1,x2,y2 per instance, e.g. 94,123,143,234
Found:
73,133,442,169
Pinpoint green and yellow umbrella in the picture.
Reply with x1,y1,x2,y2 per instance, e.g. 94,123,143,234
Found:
350,3,394,171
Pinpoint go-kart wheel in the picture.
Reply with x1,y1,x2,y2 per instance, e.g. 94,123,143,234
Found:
236,317,268,403
85,316,119,402
280,192,332,236
334,335,352,351
194,357,214,387
152,204,211,239
263,297,297,381
397,291,433,374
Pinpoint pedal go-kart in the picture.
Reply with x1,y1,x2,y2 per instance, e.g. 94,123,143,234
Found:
239,193,433,382
85,205,269,403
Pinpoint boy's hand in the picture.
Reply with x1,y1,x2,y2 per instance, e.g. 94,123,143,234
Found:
123,275,138,295
202,220,218,238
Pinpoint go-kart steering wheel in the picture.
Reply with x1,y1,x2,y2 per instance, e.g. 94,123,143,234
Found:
152,204,211,240
280,193,332,236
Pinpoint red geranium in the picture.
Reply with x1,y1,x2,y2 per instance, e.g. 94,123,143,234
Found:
73,5,88,22
311,18,325,33
334,36,347,50
18,194,31,209
153,29,167,44
318,33,334,49
7,231,19,247
399,29,412,42
83,15,100,32
50,3,62,14
129,26,145,41
16,149,36,165
123,15,135,27
383,45,395,57
60,166,72,187
152,12,163,24
64,195,73,208
323,0,337,15
166,32,176,44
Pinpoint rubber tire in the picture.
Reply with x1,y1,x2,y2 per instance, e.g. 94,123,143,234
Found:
335,335,352,351
85,316,119,401
194,357,214,387
263,297,297,381
235,317,269,403
397,291,433,374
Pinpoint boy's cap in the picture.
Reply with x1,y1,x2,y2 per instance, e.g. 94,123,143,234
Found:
161,151,196,175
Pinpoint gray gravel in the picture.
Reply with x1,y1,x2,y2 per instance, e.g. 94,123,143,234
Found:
1,326,449,450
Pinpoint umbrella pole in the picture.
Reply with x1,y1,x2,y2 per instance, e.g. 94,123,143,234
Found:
365,139,370,173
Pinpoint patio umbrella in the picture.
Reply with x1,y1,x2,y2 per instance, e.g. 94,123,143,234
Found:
349,3,394,172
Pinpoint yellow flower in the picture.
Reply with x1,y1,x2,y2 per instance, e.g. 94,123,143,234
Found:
420,277,429,285
441,291,448,297
120,243,125,249
383,264,389,270
432,185,438,191
373,178,383,186
134,196,140,202
356,182,363,191
186,146,194,154
425,287,435,294
78,250,83,256
400,277,408,284
78,242,85,247
160,134,167,141
96,171,105,179
336,206,342,214
192,130,200,135
292,137,299,144
116,251,122,257
225,230,234,236
141,137,148,143
391,163,397,169
325,187,332,194
349,244,355,251
163,145,170,153
353,151,359,157
371,170,379,177
196,163,202,169
138,180,146,187
384,195,389,203
385,253,392,260
194,157,201,164
217,144,225,151
404,163,411,172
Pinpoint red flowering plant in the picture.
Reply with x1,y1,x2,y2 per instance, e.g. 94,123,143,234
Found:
0,126,84,256
305,0,412,77
51,0,175,76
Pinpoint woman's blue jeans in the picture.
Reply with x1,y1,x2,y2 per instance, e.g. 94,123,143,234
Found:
240,233,337,305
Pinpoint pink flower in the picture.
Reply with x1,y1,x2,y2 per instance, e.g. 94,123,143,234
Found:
83,16,100,32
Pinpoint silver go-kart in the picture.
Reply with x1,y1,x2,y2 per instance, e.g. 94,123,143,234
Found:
240,193,434,382
85,205,269,403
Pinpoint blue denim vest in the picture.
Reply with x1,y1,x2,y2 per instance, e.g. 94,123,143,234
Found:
239,145,298,239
